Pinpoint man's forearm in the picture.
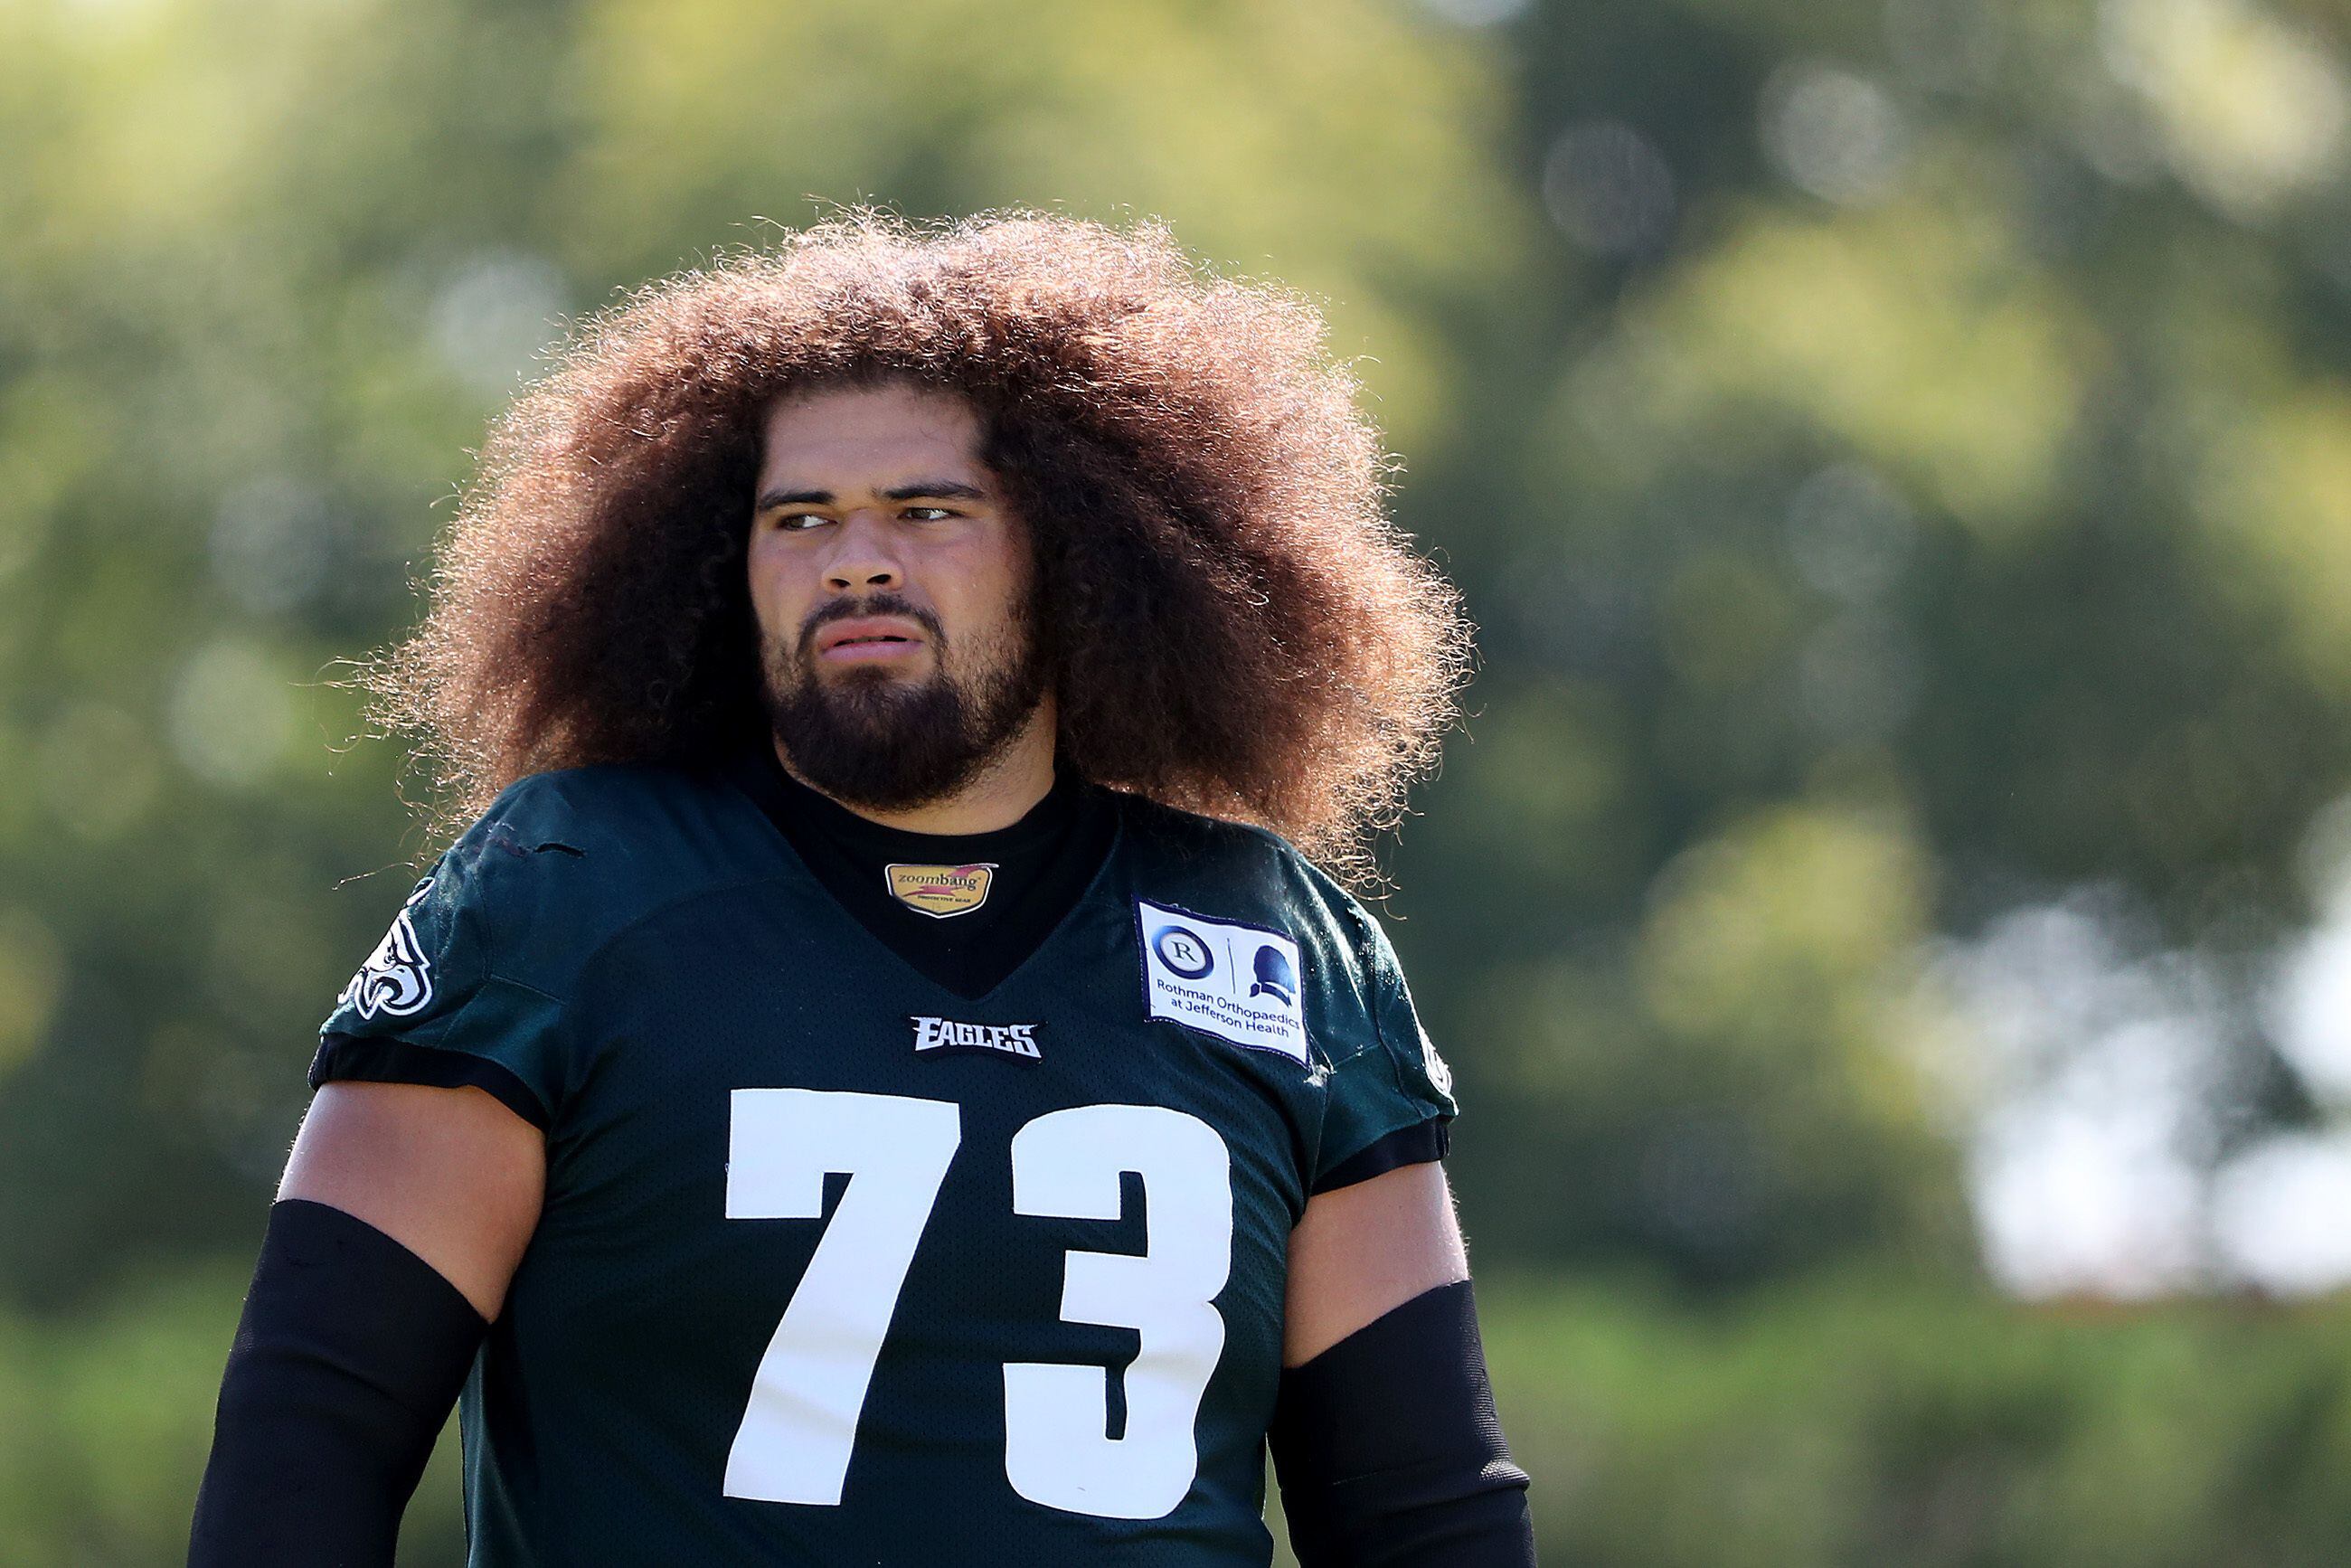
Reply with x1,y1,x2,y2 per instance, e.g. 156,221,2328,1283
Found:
1270,1279,1535,1566
188,1199,486,1566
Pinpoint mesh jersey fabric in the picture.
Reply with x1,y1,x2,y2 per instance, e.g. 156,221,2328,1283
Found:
310,760,1458,1567
723,742,1119,1000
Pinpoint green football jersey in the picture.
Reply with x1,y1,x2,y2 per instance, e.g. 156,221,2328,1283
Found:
314,761,1457,1566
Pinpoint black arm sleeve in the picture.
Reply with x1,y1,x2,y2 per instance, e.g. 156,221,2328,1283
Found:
1269,1279,1536,1567
188,1198,490,1567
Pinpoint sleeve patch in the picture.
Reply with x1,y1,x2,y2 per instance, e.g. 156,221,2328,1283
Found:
1419,1025,1455,1100
335,876,438,1021
1136,899,1309,1064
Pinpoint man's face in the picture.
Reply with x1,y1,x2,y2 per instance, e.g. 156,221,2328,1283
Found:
748,380,1046,810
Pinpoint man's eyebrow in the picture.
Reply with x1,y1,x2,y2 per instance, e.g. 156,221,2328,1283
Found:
753,486,832,511
751,479,989,511
880,479,988,503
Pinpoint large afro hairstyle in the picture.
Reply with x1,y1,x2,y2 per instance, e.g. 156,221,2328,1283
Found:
367,209,1473,876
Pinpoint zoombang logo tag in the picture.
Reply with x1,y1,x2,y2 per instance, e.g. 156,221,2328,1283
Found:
339,876,437,1020
1136,900,1308,1064
886,863,996,918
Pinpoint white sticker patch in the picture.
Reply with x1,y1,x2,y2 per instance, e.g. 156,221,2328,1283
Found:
1137,900,1308,1064
339,876,437,1020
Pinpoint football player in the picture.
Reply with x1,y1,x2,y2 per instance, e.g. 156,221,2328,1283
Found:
191,213,1534,1565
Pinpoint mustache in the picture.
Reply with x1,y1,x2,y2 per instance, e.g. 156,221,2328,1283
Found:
794,592,947,661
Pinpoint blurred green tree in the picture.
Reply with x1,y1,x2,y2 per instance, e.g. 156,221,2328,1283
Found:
1385,0,2351,1283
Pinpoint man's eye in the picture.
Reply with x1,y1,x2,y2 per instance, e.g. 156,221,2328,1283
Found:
903,506,958,522
772,512,831,531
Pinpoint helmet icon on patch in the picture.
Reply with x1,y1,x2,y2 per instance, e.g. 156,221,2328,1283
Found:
1249,944,1297,1006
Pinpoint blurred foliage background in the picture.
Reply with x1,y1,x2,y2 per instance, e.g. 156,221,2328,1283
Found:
10,0,2351,1559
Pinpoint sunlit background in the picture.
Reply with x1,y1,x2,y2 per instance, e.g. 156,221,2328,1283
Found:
10,0,2351,1559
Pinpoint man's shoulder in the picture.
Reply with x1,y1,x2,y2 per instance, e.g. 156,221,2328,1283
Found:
465,758,742,846
1111,789,1305,884
1109,791,1378,968
1106,793,1433,1096
432,760,778,968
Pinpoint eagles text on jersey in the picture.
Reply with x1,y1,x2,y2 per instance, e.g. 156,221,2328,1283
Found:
314,760,1457,1566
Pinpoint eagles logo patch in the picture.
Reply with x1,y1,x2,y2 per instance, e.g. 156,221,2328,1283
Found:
886,863,996,919
338,876,437,1020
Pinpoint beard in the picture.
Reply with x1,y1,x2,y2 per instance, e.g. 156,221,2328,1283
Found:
760,590,1048,813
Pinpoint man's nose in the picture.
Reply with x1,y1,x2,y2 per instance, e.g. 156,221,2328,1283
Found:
821,512,903,592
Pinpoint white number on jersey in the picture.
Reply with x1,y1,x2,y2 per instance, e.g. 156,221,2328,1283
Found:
722,1090,962,1505
1006,1104,1232,1518
721,1091,1233,1520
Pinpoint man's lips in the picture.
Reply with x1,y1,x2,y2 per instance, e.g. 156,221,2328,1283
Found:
814,616,929,663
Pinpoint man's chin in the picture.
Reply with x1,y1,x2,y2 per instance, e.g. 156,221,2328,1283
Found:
772,728,993,813
817,660,935,699
814,679,941,732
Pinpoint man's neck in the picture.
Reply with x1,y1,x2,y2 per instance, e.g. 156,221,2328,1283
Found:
773,701,1060,836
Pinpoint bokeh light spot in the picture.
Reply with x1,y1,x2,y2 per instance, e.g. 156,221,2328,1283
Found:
1761,62,1912,206
209,477,334,619
167,641,297,789
35,704,161,841
428,250,571,398
0,911,66,1082
1543,120,1677,259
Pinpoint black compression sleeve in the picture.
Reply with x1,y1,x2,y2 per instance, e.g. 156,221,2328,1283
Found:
1269,1279,1536,1567
188,1198,489,1567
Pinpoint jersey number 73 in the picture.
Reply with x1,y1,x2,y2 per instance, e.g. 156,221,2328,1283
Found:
722,1090,1233,1521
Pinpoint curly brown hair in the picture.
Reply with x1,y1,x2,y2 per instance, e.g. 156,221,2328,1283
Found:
369,209,1471,872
